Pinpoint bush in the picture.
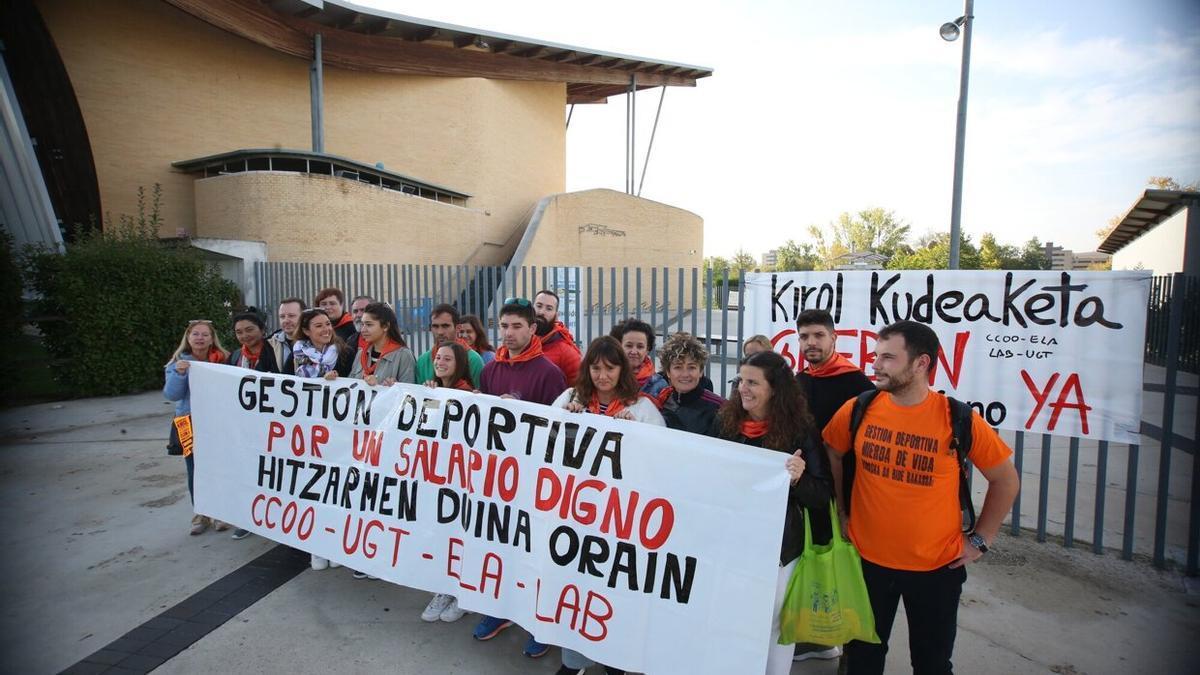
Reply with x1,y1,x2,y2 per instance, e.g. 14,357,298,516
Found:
23,185,240,396
0,231,23,344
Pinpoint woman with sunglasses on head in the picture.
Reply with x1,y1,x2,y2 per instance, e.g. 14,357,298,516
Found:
707,350,831,674
292,308,354,382
291,309,352,570
456,314,496,365
350,303,415,386
163,319,230,536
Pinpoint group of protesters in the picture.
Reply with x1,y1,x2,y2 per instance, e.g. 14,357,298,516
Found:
163,285,1020,675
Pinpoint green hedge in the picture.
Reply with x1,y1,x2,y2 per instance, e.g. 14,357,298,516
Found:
23,189,240,396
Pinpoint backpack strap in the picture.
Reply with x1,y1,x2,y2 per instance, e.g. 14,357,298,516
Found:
848,389,881,445
946,396,977,533
843,389,881,512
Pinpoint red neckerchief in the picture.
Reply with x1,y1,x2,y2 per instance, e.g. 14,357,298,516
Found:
635,357,655,386
654,386,675,409
494,335,544,364
196,349,226,364
334,313,354,329
545,322,581,354
357,334,369,352
741,419,770,439
360,339,402,376
585,392,646,418
240,344,263,369
805,352,862,378
449,378,474,391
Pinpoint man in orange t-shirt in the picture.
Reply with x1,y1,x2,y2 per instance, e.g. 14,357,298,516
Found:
823,320,1020,675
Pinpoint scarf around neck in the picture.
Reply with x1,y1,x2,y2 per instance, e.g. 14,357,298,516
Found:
740,418,770,439
359,339,402,377
494,334,544,364
805,351,861,378
294,340,340,378
635,357,656,386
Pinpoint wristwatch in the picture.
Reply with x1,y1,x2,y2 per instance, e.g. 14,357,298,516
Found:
967,531,989,554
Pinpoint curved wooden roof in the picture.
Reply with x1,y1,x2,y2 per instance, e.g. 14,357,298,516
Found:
163,0,712,103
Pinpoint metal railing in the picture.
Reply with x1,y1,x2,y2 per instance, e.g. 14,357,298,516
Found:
254,262,1198,574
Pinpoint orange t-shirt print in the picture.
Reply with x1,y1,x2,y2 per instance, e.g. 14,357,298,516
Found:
822,391,1012,572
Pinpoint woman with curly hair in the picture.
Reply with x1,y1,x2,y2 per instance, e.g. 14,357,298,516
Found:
654,332,724,434
708,349,831,674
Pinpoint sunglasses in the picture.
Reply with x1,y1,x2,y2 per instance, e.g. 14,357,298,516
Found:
503,297,532,307
188,319,213,326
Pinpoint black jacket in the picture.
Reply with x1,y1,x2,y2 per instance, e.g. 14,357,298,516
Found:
660,386,724,435
708,420,832,566
797,369,875,432
798,368,874,514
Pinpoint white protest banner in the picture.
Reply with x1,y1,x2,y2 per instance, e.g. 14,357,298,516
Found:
189,363,788,674
745,270,1152,444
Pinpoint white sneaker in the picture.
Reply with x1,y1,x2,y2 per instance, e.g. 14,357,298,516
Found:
329,560,342,569
794,645,841,661
421,594,453,622
311,555,329,570
439,596,465,622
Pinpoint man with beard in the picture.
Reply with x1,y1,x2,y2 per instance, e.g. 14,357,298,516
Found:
256,297,305,374
412,303,484,386
823,321,1019,675
532,289,581,385
791,309,875,662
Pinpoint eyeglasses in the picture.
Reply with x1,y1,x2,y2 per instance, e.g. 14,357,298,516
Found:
503,297,531,307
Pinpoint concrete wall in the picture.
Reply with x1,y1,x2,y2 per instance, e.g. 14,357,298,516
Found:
193,172,487,265
515,189,703,315
1113,208,1188,274
36,0,565,264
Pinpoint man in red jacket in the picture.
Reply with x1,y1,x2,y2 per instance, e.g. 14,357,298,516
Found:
532,289,581,385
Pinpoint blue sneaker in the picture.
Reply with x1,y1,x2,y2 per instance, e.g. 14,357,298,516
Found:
523,636,550,658
473,616,512,641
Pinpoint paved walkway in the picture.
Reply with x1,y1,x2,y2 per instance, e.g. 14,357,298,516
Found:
1,391,1197,674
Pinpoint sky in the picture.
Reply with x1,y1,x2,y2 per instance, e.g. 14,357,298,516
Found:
362,0,1200,259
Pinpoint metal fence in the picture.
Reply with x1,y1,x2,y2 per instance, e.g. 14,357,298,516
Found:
1146,274,1199,374
254,262,1198,574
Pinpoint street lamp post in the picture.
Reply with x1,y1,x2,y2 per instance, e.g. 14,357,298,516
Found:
942,0,974,270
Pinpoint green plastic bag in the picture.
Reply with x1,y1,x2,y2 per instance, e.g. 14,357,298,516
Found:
778,502,880,645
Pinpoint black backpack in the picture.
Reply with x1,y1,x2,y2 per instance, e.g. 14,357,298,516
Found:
847,389,977,533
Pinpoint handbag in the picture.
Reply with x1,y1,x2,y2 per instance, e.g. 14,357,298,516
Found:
778,502,880,645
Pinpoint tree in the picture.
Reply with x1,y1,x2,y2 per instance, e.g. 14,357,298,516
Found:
887,232,980,270
774,239,819,271
808,208,911,269
731,248,756,271
1017,237,1050,270
978,233,1018,270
